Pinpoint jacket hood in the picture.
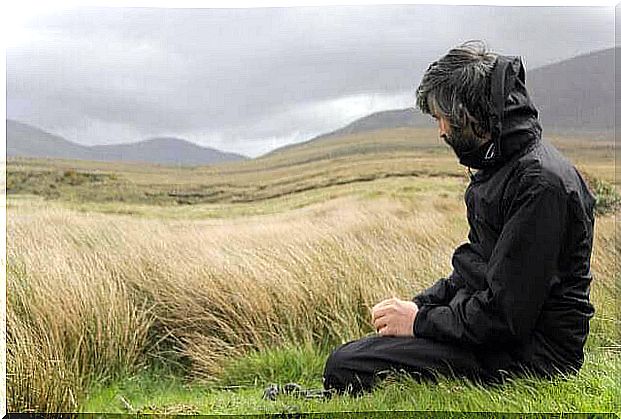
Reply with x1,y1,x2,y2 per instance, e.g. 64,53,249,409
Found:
461,54,542,171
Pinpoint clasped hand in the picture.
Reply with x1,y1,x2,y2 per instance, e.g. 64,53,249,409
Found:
371,297,419,337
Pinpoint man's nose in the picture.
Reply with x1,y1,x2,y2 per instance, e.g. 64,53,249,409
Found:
438,118,449,137
438,123,447,138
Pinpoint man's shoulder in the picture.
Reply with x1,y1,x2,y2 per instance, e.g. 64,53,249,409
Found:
508,138,596,218
512,138,582,195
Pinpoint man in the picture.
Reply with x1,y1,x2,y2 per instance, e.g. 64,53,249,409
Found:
322,40,597,395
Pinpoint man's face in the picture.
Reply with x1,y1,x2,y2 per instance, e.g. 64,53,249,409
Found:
432,112,451,144
431,111,489,156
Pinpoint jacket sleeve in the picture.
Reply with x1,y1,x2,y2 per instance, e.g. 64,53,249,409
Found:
413,176,567,346
412,270,464,308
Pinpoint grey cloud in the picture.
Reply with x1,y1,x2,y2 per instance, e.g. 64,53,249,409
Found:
6,5,615,156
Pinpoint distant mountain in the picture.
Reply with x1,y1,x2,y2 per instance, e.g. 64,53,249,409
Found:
7,119,96,160
267,46,615,156
269,108,433,155
6,120,248,165
309,108,433,141
87,137,247,166
527,46,614,133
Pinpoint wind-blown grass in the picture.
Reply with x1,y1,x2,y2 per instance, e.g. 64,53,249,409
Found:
6,130,618,412
7,177,619,412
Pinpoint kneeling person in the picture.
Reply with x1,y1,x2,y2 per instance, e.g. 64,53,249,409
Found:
322,40,596,395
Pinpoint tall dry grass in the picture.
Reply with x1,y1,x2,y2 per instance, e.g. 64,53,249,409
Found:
7,208,155,411
7,191,618,411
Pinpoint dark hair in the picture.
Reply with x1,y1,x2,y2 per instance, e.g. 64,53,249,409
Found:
415,40,498,139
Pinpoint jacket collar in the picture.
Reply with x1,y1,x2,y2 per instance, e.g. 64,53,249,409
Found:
462,54,542,177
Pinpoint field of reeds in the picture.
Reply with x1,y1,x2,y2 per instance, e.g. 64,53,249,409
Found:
6,129,620,413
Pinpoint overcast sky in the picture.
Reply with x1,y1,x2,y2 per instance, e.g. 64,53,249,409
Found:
6,5,615,157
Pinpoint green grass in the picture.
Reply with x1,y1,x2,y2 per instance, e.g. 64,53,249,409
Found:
581,173,621,215
81,279,621,414
82,344,620,414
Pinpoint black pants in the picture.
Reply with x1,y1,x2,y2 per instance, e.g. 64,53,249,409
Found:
323,334,519,395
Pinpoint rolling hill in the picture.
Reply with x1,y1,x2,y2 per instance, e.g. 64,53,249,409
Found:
6,119,248,165
269,108,434,155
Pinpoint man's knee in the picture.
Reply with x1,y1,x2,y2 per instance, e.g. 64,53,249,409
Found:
323,342,344,377
323,336,376,377
322,339,373,395
323,342,352,389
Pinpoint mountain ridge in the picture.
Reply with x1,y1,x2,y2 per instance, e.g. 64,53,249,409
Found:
7,119,248,166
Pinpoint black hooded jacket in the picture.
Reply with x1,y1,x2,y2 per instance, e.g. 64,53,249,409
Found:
412,54,597,375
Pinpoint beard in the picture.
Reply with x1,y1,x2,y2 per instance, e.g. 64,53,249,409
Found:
441,125,487,157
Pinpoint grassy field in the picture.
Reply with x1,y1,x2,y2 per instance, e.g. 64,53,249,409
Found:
6,128,616,208
6,128,620,413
